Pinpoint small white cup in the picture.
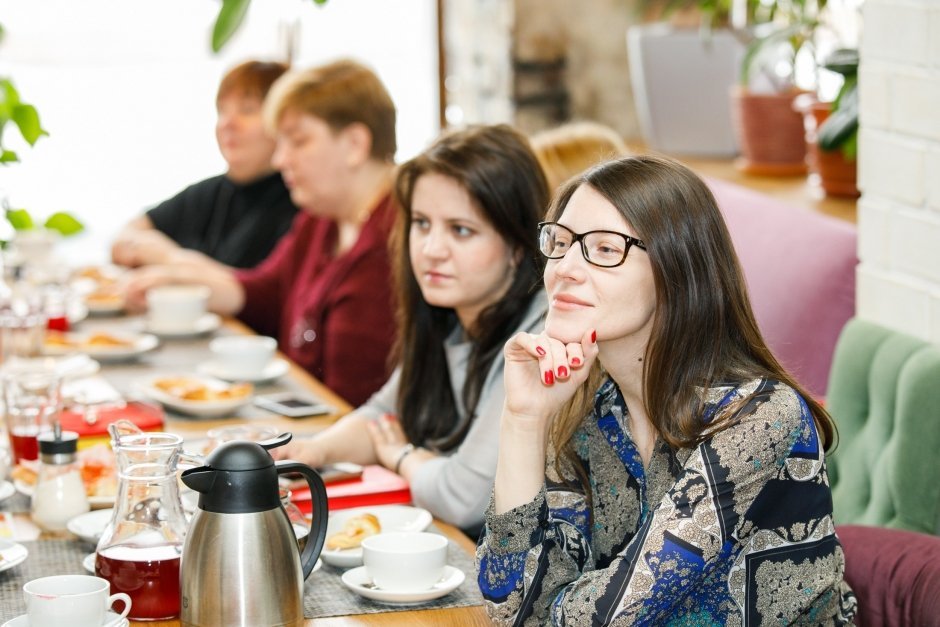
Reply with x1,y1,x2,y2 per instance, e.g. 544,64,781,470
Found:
24,574,131,627
146,285,210,332
208,335,277,379
362,532,448,592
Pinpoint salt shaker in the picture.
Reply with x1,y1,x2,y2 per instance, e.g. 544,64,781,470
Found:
31,429,90,532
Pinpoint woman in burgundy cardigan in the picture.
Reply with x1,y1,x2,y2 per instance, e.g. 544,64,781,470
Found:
124,59,398,406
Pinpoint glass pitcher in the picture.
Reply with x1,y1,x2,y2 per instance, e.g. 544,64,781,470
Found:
95,421,200,621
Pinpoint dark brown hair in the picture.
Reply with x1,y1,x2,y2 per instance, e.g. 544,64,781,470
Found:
217,60,290,103
547,155,836,482
264,59,396,162
392,125,548,451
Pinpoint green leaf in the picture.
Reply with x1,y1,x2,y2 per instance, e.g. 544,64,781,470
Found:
840,129,857,161
6,208,35,230
0,78,21,117
311,0,330,4
0,149,18,164
12,104,47,146
212,0,251,53
44,211,84,236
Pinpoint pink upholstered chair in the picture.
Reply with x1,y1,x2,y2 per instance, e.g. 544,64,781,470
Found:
837,524,940,627
708,177,858,398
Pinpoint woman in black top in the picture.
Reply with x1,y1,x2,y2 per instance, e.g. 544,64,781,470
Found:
112,60,297,269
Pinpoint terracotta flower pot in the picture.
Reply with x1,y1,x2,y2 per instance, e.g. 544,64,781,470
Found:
802,102,860,198
730,86,809,176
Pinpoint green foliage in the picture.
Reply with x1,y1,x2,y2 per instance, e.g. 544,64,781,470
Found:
211,0,330,52
738,0,828,90
3,207,84,237
817,48,858,160
0,77,50,165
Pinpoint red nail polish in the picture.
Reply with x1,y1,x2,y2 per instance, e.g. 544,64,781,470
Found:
544,370,554,385
558,366,568,378
571,357,580,366
591,330,597,343
536,346,546,356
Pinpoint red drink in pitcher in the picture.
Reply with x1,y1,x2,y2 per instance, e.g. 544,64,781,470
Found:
96,545,181,620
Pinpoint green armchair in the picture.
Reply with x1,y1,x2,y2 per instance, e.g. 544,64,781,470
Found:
826,318,940,535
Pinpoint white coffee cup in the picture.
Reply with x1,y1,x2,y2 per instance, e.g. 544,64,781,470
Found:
208,336,277,379
146,285,210,332
24,574,131,627
361,532,448,592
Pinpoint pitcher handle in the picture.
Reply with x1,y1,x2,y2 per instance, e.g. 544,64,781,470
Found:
276,461,327,580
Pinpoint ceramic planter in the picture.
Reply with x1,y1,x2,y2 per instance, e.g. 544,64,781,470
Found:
730,86,808,176
801,101,859,198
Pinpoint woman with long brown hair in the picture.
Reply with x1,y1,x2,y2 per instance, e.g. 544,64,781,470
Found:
275,124,548,532
477,155,857,625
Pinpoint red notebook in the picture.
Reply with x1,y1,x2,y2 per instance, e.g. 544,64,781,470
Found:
290,464,412,514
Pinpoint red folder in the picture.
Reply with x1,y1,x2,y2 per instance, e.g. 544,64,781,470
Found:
59,401,165,449
290,464,412,514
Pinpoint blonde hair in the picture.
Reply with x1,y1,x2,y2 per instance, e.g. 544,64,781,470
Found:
531,121,629,192
263,59,397,162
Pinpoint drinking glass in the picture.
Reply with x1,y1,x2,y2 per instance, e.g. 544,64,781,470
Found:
2,362,62,464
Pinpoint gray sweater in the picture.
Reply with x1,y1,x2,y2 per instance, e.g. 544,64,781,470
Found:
358,293,547,531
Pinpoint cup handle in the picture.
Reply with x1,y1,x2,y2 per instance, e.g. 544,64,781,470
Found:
107,592,132,621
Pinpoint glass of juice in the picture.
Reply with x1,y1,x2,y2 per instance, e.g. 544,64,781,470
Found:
2,361,62,464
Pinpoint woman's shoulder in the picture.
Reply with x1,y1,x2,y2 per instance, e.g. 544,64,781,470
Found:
704,378,808,434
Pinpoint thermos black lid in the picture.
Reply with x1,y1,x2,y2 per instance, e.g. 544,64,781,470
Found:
181,433,293,514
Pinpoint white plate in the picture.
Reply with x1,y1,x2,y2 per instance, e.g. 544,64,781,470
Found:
143,313,222,339
341,565,464,604
0,354,100,381
68,508,115,545
2,610,128,627
137,373,253,418
196,357,290,384
13,479,115,508
83,552,96,573
320,505,433,568
0,538,29,574
44,332,159,362
0,480,15,503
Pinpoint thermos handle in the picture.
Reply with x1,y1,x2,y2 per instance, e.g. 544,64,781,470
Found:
276,461,327,580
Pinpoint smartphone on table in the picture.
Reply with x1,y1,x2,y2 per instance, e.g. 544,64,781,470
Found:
253,393,335,418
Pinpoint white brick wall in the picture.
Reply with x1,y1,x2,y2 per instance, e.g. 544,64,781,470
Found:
857,0,940,343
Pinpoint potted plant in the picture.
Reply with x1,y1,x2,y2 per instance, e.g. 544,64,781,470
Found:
730,0,828,176
798,48,859,197
627,0,760,157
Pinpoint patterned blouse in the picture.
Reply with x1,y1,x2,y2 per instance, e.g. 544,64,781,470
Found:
477,377,857,625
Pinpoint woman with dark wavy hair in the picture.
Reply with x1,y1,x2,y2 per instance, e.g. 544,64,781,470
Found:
477,155,857,625
276,124,548,531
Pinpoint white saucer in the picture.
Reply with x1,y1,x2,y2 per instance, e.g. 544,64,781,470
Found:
0,480,15,503
83,552,96,573
196,357,289,383
68,508,115,545
0,539,29,574
341,565,465,604
144,313,222,339
2,610,128,627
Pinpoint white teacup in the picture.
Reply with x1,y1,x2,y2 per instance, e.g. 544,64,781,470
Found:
208,335,277,379
146,285,210,332
24,574,131,627
362,532,448,592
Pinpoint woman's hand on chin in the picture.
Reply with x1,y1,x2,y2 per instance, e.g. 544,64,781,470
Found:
502,327,598,427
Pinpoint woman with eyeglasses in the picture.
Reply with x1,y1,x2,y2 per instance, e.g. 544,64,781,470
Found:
274,124,548,532
477,156,857,625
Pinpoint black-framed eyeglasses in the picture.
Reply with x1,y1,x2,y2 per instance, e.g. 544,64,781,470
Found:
538,221,647,268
